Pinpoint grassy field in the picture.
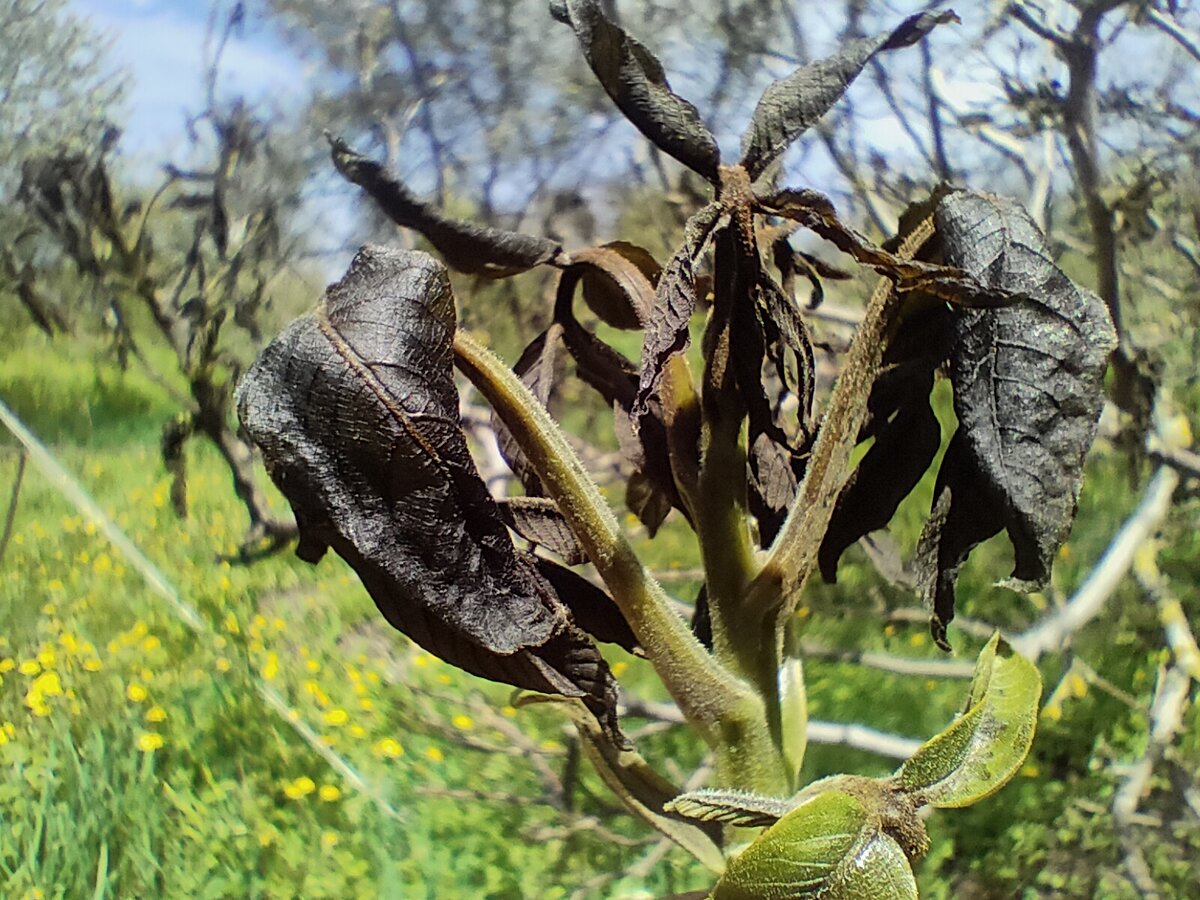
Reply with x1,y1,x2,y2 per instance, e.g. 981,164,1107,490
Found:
1,322,1195,898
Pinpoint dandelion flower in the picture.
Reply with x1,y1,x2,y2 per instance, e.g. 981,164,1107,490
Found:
18,660,40,676
146,706,167,723
372,738,404,759
424,746,444,763
320,831,339,850
322,708,349,727
137,732,164,752
283,776,316,799
451,714,473,731
126,683,148,703
319,784,341,802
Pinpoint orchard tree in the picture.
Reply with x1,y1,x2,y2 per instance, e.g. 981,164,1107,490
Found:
16,8,302,551
237,4,1124,895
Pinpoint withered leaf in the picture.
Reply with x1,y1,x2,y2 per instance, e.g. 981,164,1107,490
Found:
818,302,953,582
491,324,567,496
740,10,958,181
917,191,1116,648
635,202,722,419
758,187,1027,309
533,557,640,653
236,246,621,736
576,241,661,329
329,136,561,277
497,496,588,565
553,0,721,181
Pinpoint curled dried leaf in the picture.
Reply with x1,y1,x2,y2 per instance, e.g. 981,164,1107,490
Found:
553,0,721,181
237,246,621,737
328,135,561,277
740,10,959,181
635,202,722,419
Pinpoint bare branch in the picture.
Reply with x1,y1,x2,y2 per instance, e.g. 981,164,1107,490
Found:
1013,465,1180,661
1144,7,1200,62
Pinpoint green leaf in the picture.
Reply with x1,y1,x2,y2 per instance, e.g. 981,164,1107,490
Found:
895,633,1042,808
713,789,917,900
825,832,918,900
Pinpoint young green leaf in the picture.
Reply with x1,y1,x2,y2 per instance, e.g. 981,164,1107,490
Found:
895,633,1042,808
328,135,561,277
917,191,1117,647
666,788,796,828
552,0,721,181
712,789,918,900
740,11,958,181
236,246,622,738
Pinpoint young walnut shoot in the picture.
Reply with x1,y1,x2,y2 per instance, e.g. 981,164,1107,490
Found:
237,3,1114,895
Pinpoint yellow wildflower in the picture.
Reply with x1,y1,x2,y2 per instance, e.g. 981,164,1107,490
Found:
424,746,444,763
18,660,40,676
137,732,164,752
323,708,349,727
319,784,341,802
358,698,374,711
36,648,55,668
372,738,404,759
0,659,14,673
348,725,367,739
142,636,161,653
451,714,474,731
126,683,148,703
283,776,316,799
305,659,321,674
32,672,62,697
83,659,102,672
215,658,231,673
146,706,167,723
261,653,279,681
320,831,339,851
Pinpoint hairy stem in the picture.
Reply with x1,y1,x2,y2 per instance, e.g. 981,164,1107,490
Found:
453,330,783,788
749,215,936,619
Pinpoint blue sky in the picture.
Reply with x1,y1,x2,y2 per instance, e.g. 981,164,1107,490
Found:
69,0,307,156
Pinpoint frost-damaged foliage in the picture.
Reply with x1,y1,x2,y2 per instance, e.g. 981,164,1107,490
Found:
236,247,625,740
238,2,1115,894
820,192,1116,647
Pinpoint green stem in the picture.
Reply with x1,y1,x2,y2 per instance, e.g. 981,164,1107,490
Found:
453,330,779,785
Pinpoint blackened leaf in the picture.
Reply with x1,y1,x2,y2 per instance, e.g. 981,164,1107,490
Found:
818,303,954,582
740,11,958,180
237,246,620,736
577,241,661,329
917,191,1117,648
497,496,588,565
636,202,722,420
625,470,673,536
758,188,1026,309
554,0,721,181
562,312,687,528
329,135,561,277
492,324,567,495
534,557,639,652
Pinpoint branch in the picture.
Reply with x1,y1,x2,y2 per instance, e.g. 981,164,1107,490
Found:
805,720,922,760
1013,465,1180,661
1144,7,1200,63
799,641,975,679
1111,665,1192,900
622,696,922,760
